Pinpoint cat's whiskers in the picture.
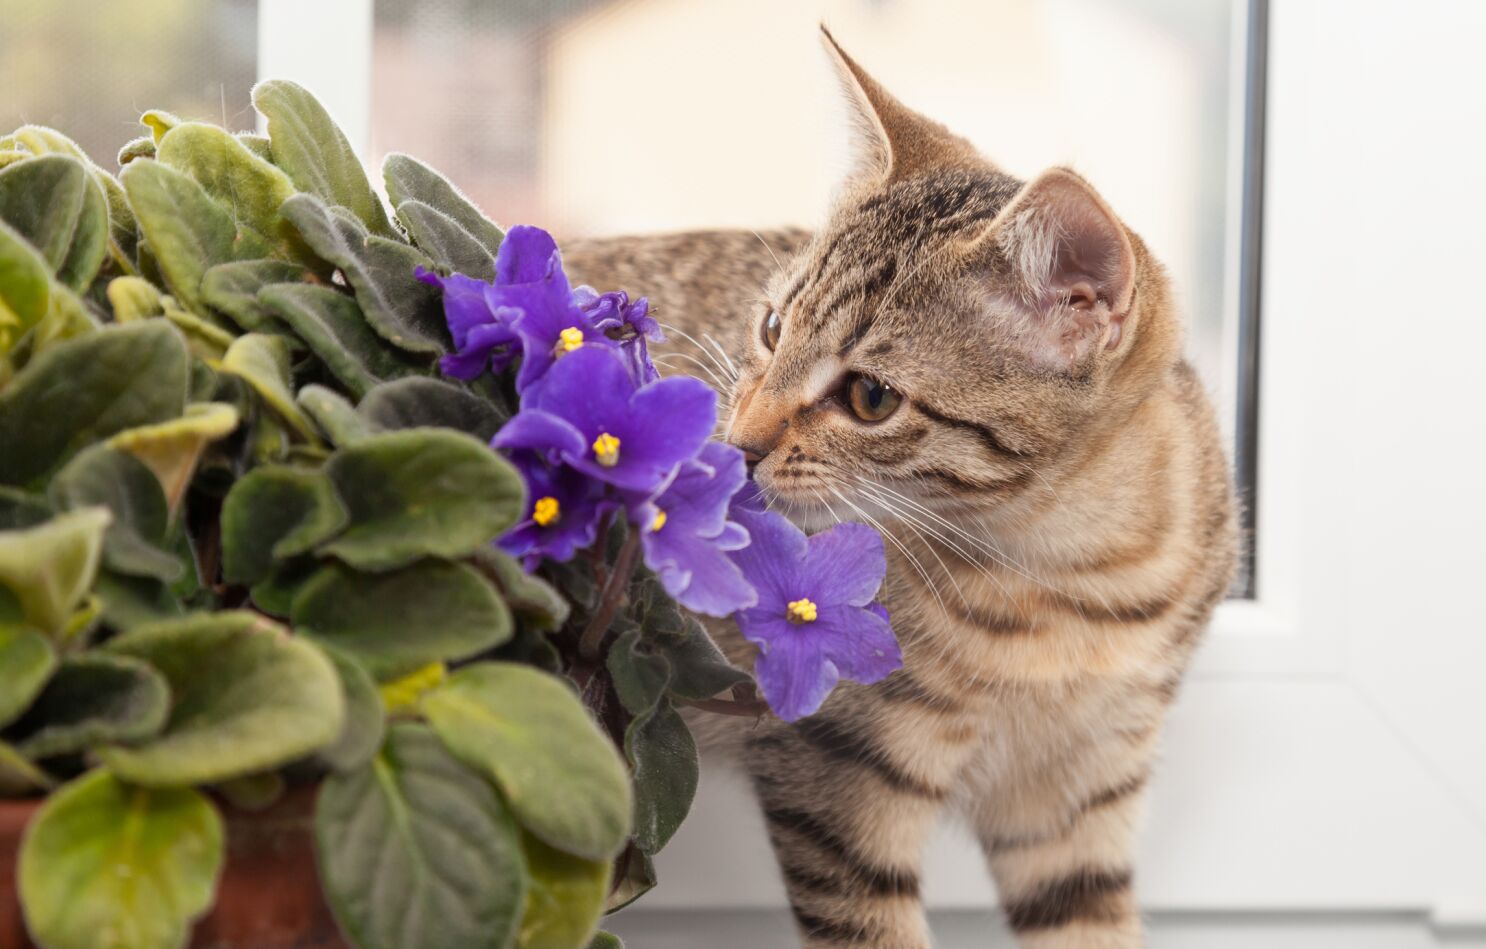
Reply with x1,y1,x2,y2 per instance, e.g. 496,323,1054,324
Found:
701,332,739,380
650,351,730,391
826,483,947,617
657,321,740,384
748,228,788,279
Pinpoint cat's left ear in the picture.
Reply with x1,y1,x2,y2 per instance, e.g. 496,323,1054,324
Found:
981,168,1137,369
820,26,979,183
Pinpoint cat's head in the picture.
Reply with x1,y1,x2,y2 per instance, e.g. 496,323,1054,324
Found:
727,28,1182,526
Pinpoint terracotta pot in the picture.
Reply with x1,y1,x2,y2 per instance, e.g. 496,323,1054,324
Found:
2,785,346,949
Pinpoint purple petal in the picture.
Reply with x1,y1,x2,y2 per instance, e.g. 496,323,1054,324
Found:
812,602,901,685
491,409,586,460
496,225,563,286
747,630,839,722
620,375,717,469
801,523,887,608
726,507,808,612
528,345,635,437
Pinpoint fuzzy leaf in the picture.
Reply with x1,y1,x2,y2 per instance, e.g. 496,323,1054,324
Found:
315,722,527,949
258,283,426,398
280,193,447,354
292,560,511,680
423,663,633,861
474,548,569,631
518,832,611,949
319,428,523,571
317,643,385,772
658,615,751,701
18,770,223,949
156,122,314,266
296,384,370,446
0,321,188,487
216,333,320,443
105,403,240,514
121,159,247,314
0,218,51,353
252,80,394,236
93,571,183,631
221,465,347,586
105,275,164,322
0,508,109,638
357,376,504,441
0,624,55,727
200,259,312,332
624,699,698,855
394,200,496,280
383,152,504,259
0,154,107,290
48,446,180,582
607,627,670,718
8,653,169,759
99,611,344,786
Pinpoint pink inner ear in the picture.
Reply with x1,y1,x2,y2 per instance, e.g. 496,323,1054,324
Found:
995,171,1136,369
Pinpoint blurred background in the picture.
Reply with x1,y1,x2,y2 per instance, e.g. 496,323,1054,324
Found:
5,0,1484,945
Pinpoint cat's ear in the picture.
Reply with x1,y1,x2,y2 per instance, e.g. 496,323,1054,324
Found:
820,26,979,182
984,168,1137,369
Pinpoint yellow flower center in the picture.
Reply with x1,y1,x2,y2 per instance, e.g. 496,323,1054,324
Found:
650,509,667,532
558,327,584,352
786,598,818,624
592,432,620,467
532,496,560,526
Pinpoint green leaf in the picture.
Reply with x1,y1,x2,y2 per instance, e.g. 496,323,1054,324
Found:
49,446,180,582
357,376,504,441
18,769,223,949
383,153,504,260
161,296,236,360
315,722,526,949
0,154,107,291
258,283,426,398
214,770,286,812
8,654,169,759
0,320,188,486
99,611,344,786
518,832,611,949
624,699,698,855
252,80,394,236
156,122,315,266
0,486,50,530
236,133,274,163
0,740,54,795
296,384,370,446
292,560,511,680
604,844,656,913
474,548,569,631
247,557,317,618
394,200,496,280
216,333,321,444
280,193,447,354
607,627,670,718
200,259,312,332
0,218,51,353
117,134,156,166
94,571,184,631
121,159,244,314
0,507,110,638
588,933,624,949
105,402,240,514
423,663,632,861
140,109,183,143
0,625,55,727
320,428,523,571
221,465,347,586
317,644,385,772
105,275,164,322
658,616,751,701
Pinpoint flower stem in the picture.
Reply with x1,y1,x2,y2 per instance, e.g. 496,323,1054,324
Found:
681,695,770,718
578,527,641,661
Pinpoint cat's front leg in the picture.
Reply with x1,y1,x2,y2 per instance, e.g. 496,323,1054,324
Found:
744,694,974,948
962,716,1159,948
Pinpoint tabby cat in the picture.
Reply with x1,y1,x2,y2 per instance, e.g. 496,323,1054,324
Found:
564,29,1238,949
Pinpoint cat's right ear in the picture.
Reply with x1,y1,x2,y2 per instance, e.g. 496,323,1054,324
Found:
820,26,978,183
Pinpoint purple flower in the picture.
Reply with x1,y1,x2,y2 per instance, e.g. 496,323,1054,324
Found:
493,412,612,566
635,441,756,617
576,288,662,386
513,344,716,495
417,269,522,379
728,509,900,722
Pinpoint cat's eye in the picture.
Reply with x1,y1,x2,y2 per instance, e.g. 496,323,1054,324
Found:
762,310,782,351
846,374,901,423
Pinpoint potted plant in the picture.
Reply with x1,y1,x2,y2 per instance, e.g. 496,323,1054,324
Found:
0,81,896,949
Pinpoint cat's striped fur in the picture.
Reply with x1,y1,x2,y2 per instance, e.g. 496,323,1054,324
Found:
564,30,1237,948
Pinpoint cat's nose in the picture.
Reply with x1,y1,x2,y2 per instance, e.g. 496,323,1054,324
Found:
734,442,769,475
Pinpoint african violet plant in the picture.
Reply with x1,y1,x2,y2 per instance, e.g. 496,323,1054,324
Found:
0,80,898,949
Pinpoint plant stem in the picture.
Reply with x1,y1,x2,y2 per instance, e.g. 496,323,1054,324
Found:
681,695,770,718
577,528,641,661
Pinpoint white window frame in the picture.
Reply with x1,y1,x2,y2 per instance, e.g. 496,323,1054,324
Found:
257,0,1486,932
